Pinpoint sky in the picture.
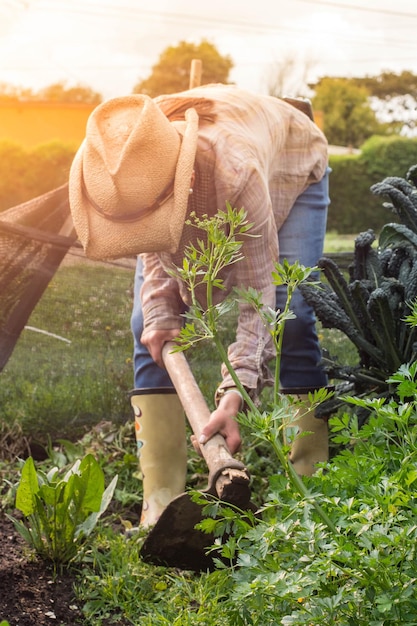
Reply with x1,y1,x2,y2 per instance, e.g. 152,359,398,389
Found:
1,0,417,100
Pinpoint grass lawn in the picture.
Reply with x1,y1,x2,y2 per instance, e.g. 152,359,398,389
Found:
324,231,357,253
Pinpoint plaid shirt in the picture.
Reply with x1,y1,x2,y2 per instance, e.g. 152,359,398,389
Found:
140,85,328,395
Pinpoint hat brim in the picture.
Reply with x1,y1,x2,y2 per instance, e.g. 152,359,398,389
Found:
69,107,199,260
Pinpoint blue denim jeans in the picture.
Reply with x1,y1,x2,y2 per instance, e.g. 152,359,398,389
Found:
276,169,330,391
131,168,331,391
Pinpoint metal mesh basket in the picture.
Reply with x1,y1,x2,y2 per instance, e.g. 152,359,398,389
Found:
0,184,77,371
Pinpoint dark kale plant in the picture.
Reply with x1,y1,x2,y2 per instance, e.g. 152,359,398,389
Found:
300,164,417,419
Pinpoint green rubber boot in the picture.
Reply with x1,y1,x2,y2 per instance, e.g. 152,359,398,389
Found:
285,394,329,477
130,389,187,528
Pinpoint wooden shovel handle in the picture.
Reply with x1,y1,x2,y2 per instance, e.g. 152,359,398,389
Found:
162,341,250,504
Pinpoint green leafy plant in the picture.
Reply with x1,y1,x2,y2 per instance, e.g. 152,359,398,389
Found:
204,360,417,625
8,453,117,565
169,204,417,624
299,163,417,420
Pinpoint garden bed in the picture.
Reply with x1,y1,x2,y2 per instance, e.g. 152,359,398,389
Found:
0,510,83,626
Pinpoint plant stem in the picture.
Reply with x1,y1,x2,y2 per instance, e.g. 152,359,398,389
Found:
213,325,339,536
211,333,257,414
266,432,339,535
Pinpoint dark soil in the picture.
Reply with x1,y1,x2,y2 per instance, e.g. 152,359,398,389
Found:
0,510,84,626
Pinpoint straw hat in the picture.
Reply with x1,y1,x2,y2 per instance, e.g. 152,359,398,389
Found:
69,94,199,260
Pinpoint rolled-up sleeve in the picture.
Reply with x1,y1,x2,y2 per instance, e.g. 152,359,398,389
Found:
140,252,184,334
218,168,280,394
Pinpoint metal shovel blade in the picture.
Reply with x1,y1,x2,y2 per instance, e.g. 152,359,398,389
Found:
140,492,218,572
140,472,255,572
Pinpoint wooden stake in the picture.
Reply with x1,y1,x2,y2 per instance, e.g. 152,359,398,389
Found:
189,59,202,89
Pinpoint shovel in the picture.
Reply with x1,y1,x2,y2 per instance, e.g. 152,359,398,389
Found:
140,341,253,571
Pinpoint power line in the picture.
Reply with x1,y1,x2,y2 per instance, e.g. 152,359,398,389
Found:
295,0,417,19
47,0,417,21
35,0,417,31
29,1,417,50
4,0,417,87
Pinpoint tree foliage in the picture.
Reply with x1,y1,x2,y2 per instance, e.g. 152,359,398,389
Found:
353,70,417,100
355,71,417,136
312,77,382,147
326,136,417,234
0,140,75,211
0,81,102,104
0,82,35,100
312,71,417,137
36,82,102,104
132,39,234,97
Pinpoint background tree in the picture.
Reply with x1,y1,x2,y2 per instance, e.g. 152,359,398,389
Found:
353,70,417,100
266,53,317,99
311,71,417,138
0,82,35,100
312,77,382,147
37,82,102,104
353,70,417,136
0,81,102,104
133,39,233,97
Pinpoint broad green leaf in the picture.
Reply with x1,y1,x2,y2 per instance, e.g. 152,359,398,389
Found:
75,475,118,538
379,222,417,250
6,514,35,546
62,473,77,505
63,458,81,481
15,457,39,516
55,501,77,545
38,482,64,507
45,466,60,483
405,469,417,487
75,454,105,513
33,500,52,548
375,593,393,613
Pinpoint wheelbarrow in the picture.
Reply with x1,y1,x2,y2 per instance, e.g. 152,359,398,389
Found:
140,341,254,571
